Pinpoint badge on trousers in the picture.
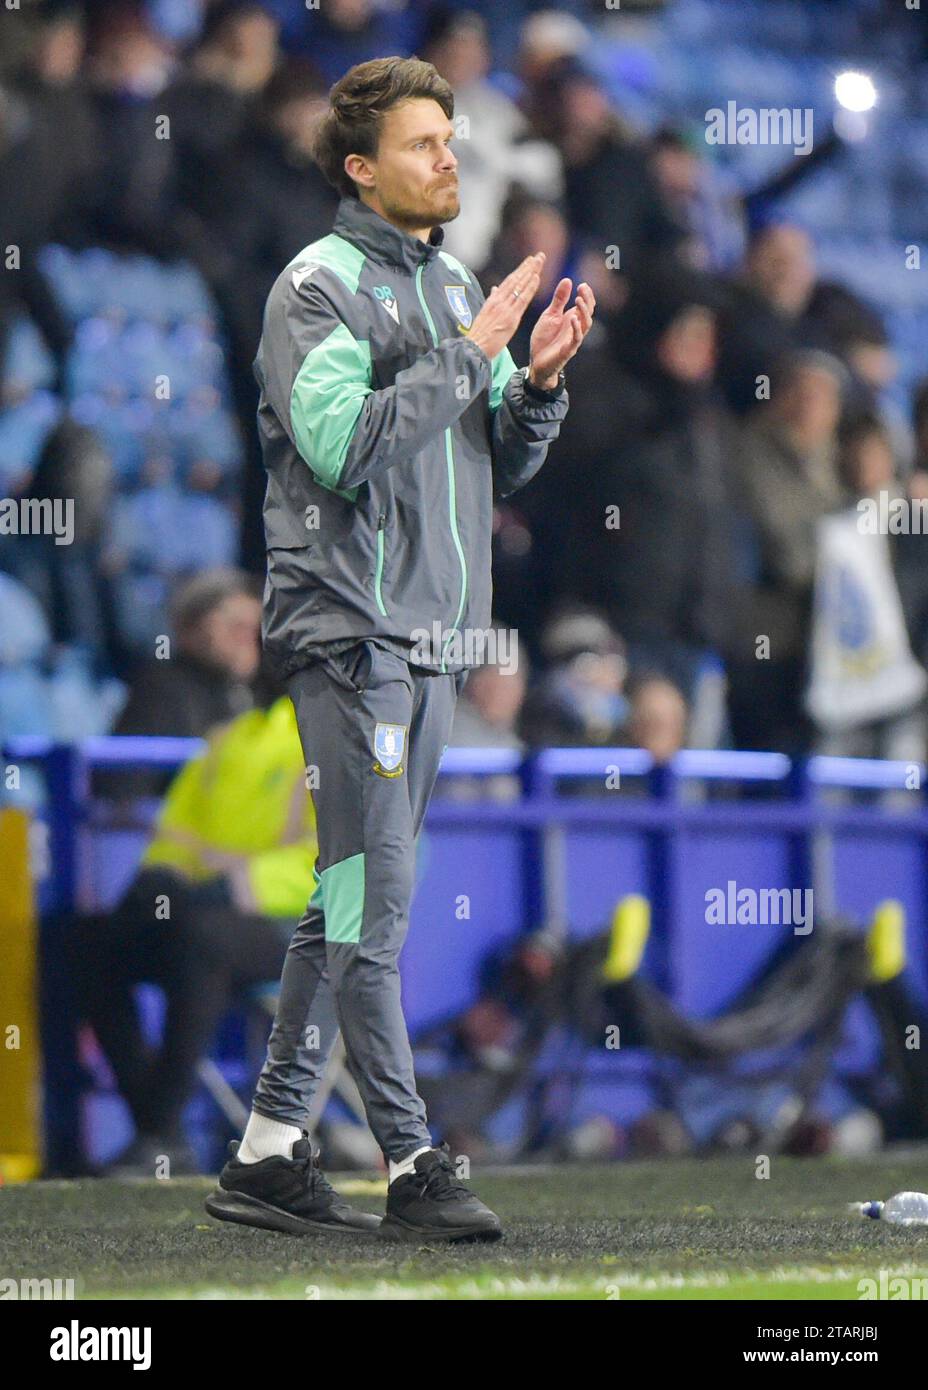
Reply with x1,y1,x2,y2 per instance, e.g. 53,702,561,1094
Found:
372,721,407,777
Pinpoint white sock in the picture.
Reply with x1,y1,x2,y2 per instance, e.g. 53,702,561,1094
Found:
388,1145,433,1185
237,1111,304,1164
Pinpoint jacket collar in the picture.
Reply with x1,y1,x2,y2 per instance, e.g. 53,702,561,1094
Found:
332,195,445,273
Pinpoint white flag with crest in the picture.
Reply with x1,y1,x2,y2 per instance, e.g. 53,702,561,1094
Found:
805,507,927,730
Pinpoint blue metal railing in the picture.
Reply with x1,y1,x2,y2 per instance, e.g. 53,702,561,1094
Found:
4,736,928,920
6,735,928,1172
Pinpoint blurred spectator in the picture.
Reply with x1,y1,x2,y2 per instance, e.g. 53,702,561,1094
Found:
536,264,740,703
279,0,419,85
211,58,336,284
728,351,846,753
520,609,691,764
626,674,689,766
113,566,261,747
486,498,541,647
480,193,580,372
804,281,910,462
516,9,591,90
525,57,684,281
649,125,747,274
198,52,337,564
715,222,818,415
806,413,927,761
744,223,817,320
206,57,338,567
69,693,317,1175
8,0,98,235
851,410,928,681
836,413,900,504
806,283,895,400
421,8,563,272
164,0,280,241
520,607,628,747
451,645,527,752
445,621,527,801
82,0,187,260
0,0,97,385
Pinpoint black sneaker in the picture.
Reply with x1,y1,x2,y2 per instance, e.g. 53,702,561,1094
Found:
204,1136,381,1236
380,1145,502,1243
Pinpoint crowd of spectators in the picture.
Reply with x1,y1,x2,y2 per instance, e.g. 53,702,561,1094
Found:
2,0,928,775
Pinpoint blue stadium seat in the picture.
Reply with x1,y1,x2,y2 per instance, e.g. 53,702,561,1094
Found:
0,573,50,666
2,317,56,395
0,393,63,490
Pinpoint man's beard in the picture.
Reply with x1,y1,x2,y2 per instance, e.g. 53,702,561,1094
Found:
383,184,461,231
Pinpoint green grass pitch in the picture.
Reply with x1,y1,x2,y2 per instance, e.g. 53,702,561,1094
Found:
2,1153,927,1300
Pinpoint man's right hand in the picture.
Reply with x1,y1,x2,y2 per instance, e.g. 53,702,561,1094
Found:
468,253,546,361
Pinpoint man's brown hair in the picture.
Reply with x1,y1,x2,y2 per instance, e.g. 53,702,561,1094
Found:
313,55,454,200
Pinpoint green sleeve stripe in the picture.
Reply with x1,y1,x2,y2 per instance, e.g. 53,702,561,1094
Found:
290,322,372,496
489,346,518,413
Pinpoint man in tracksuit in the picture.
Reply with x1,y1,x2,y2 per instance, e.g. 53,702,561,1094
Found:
206,55,594,1241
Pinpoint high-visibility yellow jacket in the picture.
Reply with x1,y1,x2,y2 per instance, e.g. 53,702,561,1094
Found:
143,697,315,919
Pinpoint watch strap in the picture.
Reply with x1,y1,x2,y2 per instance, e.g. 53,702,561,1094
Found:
523,366,566,401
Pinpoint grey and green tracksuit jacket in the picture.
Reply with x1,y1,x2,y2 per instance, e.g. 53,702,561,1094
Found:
254,194,569,677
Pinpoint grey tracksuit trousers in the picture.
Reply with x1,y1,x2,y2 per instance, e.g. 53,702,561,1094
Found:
252,639,463,1161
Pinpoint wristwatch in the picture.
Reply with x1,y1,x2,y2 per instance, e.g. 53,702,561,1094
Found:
523,366,566,401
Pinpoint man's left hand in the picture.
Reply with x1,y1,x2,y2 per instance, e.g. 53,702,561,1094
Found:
528,279,596,389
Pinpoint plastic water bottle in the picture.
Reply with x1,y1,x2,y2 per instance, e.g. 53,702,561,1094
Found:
850,1192,928,1225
